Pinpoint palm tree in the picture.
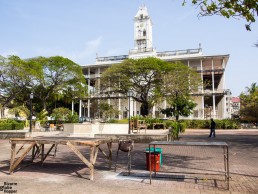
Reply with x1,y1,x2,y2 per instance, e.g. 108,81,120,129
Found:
246,83,258,94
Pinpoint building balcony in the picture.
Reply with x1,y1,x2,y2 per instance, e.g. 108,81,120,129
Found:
157,48,202,58
129,48,154,54
191,89,227,96
96,55,128,63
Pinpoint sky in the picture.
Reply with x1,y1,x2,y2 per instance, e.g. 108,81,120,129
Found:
0,0,257,97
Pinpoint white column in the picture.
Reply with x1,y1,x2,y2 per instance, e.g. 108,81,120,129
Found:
188,60,192,119
222,58,226,119
133,99,136,116
201,59,205,119
118,97,121,119
87,99,90,117
212,59,216,118
164,99,167,118
71,100,74,115
88,68,90,95
128,97,133,118
79,99,82,117
152,105,156,118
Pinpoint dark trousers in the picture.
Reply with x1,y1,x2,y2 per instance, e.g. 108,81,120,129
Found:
209,128,216,137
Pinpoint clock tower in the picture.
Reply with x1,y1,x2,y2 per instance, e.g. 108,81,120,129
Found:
133,5,153,52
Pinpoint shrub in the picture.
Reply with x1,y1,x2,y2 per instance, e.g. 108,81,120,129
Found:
169,121,181,140
0,122,24,130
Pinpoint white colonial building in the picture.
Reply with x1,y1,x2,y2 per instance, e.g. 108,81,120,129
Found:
79,6,231,120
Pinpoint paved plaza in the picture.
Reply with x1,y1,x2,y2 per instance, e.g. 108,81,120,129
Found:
0,129,257,194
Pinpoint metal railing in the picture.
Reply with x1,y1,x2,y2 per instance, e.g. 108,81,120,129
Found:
157,48,202,57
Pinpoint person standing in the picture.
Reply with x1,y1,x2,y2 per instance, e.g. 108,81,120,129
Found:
209,118,216,137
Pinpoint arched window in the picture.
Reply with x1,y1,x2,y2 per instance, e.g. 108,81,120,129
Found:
138,30,141,37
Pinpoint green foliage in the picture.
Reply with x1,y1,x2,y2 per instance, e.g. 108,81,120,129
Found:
99,103,120,120
8,106,29,118
65,111,79,123
51,107,70,120
161,97,197,121
106,119,119,123
183,119,240,129
51,107,78,123
169,122,181,140
160,62,201,120
183,0,258,30
0,119,24,130
179,122,187,133
0,55,35,108
28,56,86,110
240,82,258,121
101,57,173,116
36,109,48,121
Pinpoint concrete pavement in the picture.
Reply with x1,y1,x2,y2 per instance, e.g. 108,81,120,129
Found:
0,129,257,194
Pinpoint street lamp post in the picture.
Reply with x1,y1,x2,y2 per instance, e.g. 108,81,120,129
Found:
29,92,34,133
127,91,133,134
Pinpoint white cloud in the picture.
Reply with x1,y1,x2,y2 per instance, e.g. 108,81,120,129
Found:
68,36,102,64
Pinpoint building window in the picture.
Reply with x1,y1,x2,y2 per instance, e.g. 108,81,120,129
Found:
143,30,146,36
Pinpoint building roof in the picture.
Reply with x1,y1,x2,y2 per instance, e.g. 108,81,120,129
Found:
231,97,240,103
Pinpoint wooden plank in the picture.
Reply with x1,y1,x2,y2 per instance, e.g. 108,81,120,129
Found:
66,141,93,169
90,146,95,180
41,144,44,166
107,142,112,169
41,144,56,165
9,142,36,173
9,143,16,174
93,146,99,164
16,144,25,155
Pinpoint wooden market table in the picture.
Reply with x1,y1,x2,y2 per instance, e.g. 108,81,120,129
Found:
9,136,113,180
148,141,229,190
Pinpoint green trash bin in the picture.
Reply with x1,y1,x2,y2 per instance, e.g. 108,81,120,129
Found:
146,147,162,166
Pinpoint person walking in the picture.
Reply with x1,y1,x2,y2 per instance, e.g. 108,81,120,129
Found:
209,118,216,138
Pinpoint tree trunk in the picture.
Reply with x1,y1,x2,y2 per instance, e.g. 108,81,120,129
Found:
140,103,148,116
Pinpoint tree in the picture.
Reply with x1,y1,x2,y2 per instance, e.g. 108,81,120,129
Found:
0,55,37,110
28,56,86,111
161,97,197,121
99,103,119,120
100,57,172,116
160,62,202,120
240,82,258,121
184,0,258,30
8,105,30,119
246,82,257,94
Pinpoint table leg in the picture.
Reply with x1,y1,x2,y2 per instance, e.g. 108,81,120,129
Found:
9,143,16,174
90,146,94,180
149,144,152,184
9,142,35,173
107,141,112,169
223,147,227,181
41,144,44,166
226,146,229,190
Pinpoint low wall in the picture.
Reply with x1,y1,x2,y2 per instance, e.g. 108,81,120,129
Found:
0,132,28,139
63,123,128,137
94,134,168,143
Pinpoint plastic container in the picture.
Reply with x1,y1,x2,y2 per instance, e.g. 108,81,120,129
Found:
146,147,162,166
145,151,160,171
